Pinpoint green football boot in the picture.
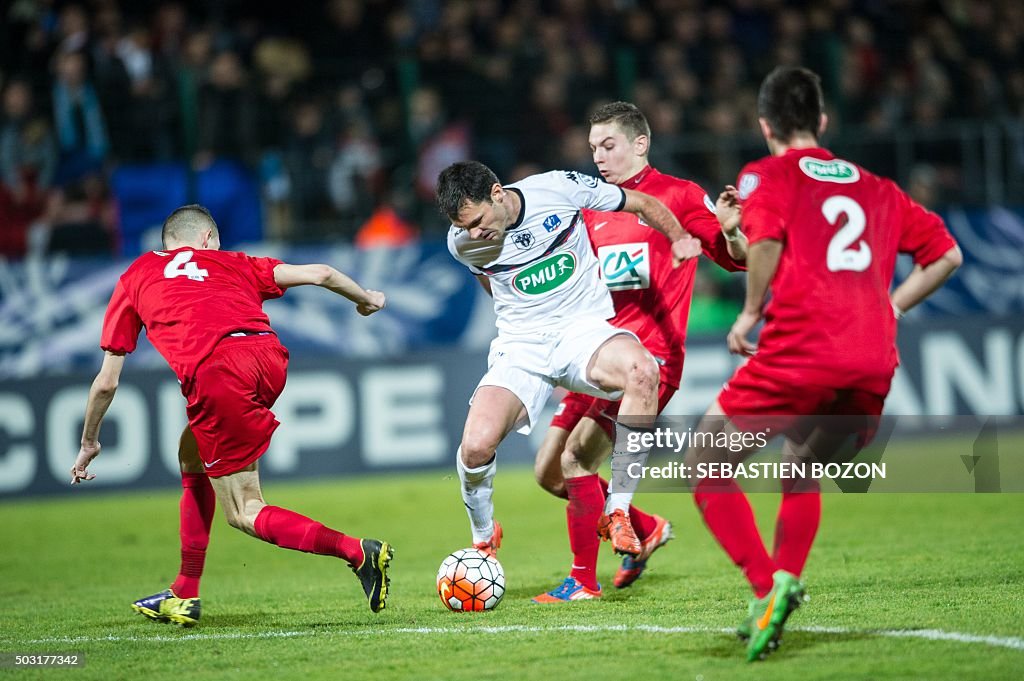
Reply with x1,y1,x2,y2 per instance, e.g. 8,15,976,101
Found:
745,570,807,662
737,597,758,641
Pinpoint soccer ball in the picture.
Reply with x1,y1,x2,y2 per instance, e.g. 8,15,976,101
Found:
436,548,505,612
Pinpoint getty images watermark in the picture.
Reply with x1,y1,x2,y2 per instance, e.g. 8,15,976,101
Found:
607,415,1022,493
621,426,884,483
625,459,885,483
622,426,883,482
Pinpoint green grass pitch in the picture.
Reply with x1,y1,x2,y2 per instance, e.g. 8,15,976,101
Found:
2,445,1022,680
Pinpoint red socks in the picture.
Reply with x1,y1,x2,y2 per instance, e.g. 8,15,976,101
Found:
694,477,776,597
170,476,369,598
253,505,364,566
596,476,657,540
171,473,215,599
773,478,821,577
564,475,660,590
565,475,604,591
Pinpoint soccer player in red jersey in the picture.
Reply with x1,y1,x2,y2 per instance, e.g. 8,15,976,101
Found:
532,102,748,602
684,67,962,660
70,205,394,624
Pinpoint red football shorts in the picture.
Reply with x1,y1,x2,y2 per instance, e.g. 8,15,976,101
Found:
718,359,887,449
550,382,678,441
184,335,289,477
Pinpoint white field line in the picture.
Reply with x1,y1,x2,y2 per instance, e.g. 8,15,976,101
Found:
15,624,1024,651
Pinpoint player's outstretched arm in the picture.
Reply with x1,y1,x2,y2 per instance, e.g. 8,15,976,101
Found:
728,238,783,356
71,351,126,484
621,188,702,263
890,245,963,318
273,263,386,316
716,185,749,262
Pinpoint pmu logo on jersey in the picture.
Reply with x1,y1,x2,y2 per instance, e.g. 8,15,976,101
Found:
513,252,577,295
542,214,562,232
511,230,535,249
799,157,861,183
598,243,650,291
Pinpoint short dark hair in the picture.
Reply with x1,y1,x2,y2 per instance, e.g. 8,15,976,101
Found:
436,161,500,222
161,204,219,248
757,66,824,142
588,101,650,142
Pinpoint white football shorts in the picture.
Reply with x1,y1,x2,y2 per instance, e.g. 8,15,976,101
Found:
471,317,639,434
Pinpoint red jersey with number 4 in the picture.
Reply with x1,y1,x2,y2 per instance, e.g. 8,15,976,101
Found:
100,247,284,384
584,166,745,388
738,147,956,394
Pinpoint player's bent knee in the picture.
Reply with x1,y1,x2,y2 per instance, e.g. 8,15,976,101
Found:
626,352,660,394
461,434,498,468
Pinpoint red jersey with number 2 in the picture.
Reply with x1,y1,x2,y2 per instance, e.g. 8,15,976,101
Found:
738,148,956,394
100,247,284,385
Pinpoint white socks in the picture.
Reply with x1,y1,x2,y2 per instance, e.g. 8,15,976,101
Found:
606,422,651,514
456,448,497,544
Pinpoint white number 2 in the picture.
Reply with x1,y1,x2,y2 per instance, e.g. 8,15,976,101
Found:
163,251,209,282
823,195,872,272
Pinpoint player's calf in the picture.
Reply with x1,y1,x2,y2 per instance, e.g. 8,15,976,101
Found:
535,429,570,499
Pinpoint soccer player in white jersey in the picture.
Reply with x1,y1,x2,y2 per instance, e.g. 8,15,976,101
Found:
438,160,701,557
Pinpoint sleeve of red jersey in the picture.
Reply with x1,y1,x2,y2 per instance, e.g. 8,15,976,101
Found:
246,255,286,300
673,184,746,272
893,181,957,267
737,161,788,244
99,279,143,354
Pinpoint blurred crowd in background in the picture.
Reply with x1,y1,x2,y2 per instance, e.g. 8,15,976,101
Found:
1,0,1022,325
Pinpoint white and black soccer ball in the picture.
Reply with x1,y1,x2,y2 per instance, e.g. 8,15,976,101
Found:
436,548,505,612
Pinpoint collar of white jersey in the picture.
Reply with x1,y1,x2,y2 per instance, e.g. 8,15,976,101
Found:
506,187,526,229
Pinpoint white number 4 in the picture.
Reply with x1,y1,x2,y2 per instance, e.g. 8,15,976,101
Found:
163,251,209,281
823,195,872,272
